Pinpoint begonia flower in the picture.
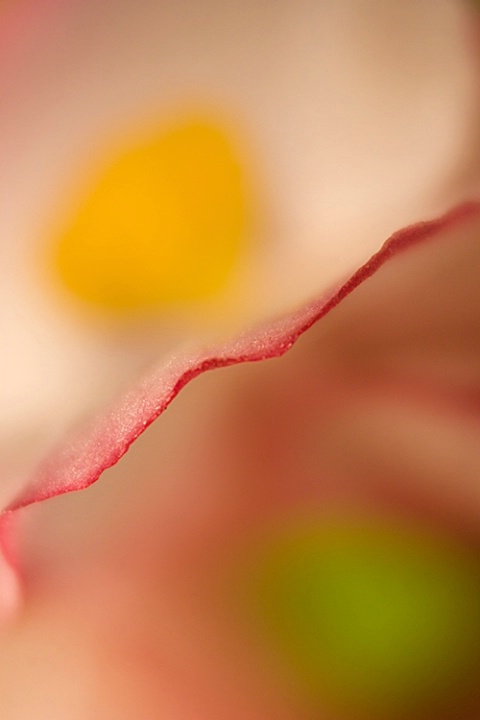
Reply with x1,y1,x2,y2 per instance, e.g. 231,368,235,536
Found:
2,1,480,718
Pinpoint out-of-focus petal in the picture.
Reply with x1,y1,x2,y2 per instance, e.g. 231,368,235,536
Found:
5,201,480,718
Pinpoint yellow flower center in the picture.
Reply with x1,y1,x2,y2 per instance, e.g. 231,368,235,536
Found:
50,116,249,316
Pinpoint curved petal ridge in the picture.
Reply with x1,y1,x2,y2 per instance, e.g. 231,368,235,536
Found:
7,201,479,513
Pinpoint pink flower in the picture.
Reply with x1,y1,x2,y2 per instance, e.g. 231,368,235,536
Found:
1,1,480,718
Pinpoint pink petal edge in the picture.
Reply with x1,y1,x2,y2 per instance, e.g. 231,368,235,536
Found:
8,201,480,513
0,201,478,616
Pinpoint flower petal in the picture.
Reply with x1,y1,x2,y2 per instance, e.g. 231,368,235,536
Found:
2,0,480,630
8,201,479,512
7,199,480,716
2,0,478,503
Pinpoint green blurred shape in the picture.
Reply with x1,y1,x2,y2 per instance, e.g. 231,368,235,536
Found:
252,519,480,718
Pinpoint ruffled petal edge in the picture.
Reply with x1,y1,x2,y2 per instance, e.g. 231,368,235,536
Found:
7,201,479,513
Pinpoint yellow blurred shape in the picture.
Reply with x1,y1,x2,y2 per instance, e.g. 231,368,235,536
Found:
51,116,248,315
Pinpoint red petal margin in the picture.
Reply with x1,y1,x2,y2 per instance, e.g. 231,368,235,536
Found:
6,202,480,514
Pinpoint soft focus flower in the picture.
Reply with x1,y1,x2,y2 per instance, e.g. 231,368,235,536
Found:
2,1,480,718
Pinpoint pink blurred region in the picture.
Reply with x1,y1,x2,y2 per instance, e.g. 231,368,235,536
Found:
0,202,479,717
0,0,67,86
1,2,480,716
